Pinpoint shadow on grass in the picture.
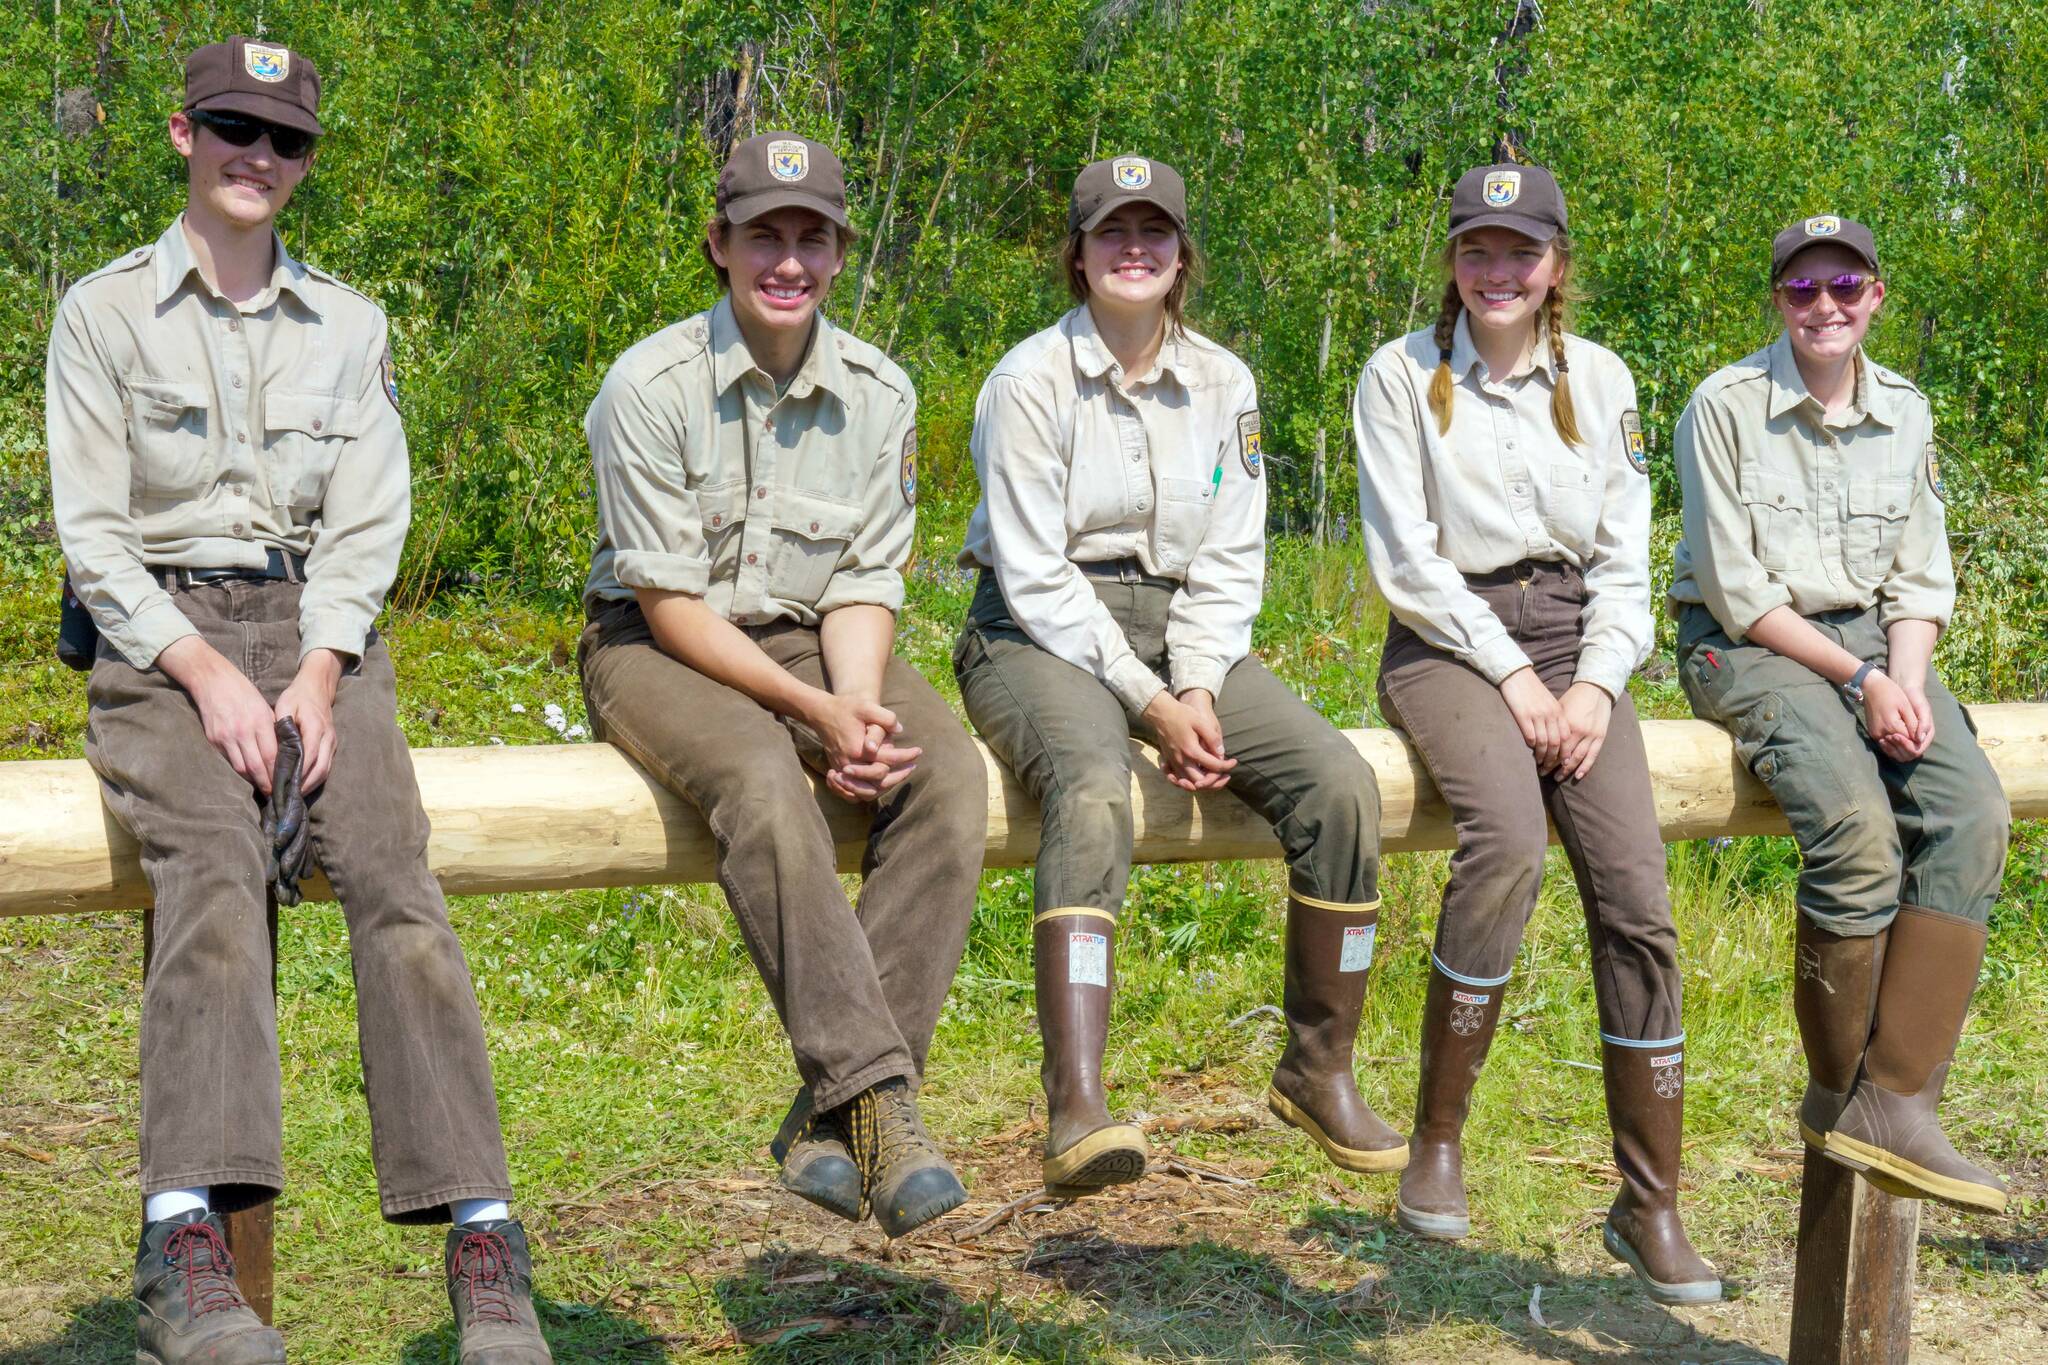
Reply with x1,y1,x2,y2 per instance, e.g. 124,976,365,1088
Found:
0,1296,127,1365
708,1212,1773,1364
1922,1227,2048,1275
400,1296,668,1362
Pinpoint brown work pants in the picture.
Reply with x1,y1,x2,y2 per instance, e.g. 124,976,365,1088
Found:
1376,562,1681,1046
84,579,512,1221
578,600,985,1112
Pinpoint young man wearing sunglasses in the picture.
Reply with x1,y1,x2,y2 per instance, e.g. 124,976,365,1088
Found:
1668,215,2011,1214
46,37,551,1364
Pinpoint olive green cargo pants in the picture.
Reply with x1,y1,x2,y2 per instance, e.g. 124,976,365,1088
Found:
952,567,1381,913
1676,604,2008,934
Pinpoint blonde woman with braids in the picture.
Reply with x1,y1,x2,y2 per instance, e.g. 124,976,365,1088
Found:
1352,163,1719,1303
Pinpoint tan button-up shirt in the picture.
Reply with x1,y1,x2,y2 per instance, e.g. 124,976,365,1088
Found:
1352,312,1652,697
959,305,1266,713
583,297,916,624
46,216,409,668
1670,332,1952,639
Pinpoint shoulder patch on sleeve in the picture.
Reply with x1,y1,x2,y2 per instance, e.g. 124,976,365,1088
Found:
1237,409,1263,479
899,426,918,506
1925,440,1944,502
380,351,401,414
1621,409,1647,474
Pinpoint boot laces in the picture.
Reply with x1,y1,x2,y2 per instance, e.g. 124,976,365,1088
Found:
841,1083,930,1217
163,1221,247,1318
451,1229,519,1324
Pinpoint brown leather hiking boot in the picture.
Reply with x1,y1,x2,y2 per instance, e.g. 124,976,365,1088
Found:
1824,906,2007,1213
1265,892,1407,1173
841,1077,967,1237
1791,918,1886,1149
1034,909,1147,1197
134,1211,286,1365
1599,1040,1722,1305
1395,963,1505,1239
771,1086,862,1221
445,1219,552,1363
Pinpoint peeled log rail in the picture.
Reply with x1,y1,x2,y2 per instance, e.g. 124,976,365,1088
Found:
3,704,2046,918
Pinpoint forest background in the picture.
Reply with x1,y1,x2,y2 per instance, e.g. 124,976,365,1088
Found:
3,2,2048,1363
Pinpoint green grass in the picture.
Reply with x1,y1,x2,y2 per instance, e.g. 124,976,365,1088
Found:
3,512,2046,1362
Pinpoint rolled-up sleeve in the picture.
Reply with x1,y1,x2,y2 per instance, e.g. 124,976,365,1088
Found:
1167,370,1265,696
1878,400,1956,629
814,389,914,614
298,318,409,661
1352,357,1529,683
1673,394,1792,640
1574,369,1652,698
45,292,197,668
587,361,709,597
977,373,1166,715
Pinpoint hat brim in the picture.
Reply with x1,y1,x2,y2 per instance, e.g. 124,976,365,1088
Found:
189,90,325,137
1076,192,1188,233
724,188,850,229
1447,210,1561,244
1772,241,1880,279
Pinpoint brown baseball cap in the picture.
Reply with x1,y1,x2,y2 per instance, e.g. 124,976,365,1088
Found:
1069,156,1188,233
1771,215,1879,278
1447,162,1567,243
183,37,323,136
717,132,849,228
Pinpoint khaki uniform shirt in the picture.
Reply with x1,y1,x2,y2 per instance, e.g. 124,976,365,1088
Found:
958,305,1266,713
583,298,916,624
46,216,408,668
1669,332,1952,639
1352,312,1652,698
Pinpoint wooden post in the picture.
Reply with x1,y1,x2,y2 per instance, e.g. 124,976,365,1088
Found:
139,900,279,1326
1788,1148,1919,1364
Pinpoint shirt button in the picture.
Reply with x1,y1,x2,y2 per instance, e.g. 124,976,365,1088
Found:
227,320,240,333
312,419,323,432
746,552,759,565
231,522,246,536
1505,439,1517,450
755,487,768,499
237,432,248,444
1776,493,1785,504
232,376,243,388
1888,504,1898,513
232,482,246,497
710,514,723,528
809,521,820,532
1136,500,1150,511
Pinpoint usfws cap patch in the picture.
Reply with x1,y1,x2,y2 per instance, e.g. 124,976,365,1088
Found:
1448,162,1566,244
718,131,849,228
1621,409,1646,473
1237,410,1263,479
1771,214,1879,278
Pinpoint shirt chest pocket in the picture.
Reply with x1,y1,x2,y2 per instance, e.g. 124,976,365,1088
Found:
1152,476,1215,570
1741,469,1810,572
126,381,212,500
1844,478,1913,575
265,391,359,509
769,491,864,607
1547,462,1600,544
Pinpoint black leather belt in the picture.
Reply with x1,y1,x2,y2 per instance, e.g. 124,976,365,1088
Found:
152,547,308,589
1075,557,1181,588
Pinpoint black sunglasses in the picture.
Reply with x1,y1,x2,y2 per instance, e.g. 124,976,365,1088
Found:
189,109,316,160
1775,273,1875,309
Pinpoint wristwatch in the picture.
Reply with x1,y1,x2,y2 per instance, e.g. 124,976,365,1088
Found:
1841,661,1877,703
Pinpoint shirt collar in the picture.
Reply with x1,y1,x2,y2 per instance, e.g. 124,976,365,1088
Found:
151,215,322,317
1067,303,1201,389
1765,330,1892,427
1447,309,1555,387
708,295,852,402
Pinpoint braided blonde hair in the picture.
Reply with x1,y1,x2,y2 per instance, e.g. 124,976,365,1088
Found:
1425,234,1583,446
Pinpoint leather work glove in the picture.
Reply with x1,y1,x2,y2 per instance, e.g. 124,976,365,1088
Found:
263,717,313,906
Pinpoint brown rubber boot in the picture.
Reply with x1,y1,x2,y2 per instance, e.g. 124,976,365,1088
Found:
1824,906,2007,1213
1599,1042,1722,1304
1395,964,1505,1239
445,1218,553,1363
134,1211,286,1364
1265,893,1408,1173
1034,909,1148,1197
841,1076,968,1237
1791,918,1887,1149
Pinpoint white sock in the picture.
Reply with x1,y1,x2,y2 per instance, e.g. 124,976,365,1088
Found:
145,1187,209,1223
451,1198,510,1227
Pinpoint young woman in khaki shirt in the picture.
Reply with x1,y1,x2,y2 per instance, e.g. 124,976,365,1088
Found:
1354,163,1717,1303
956,157,1400,1198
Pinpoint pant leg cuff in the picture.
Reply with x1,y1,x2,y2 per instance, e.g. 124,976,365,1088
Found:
811,1056,914,1114
382,1183,516,1226
142,1167,284,1200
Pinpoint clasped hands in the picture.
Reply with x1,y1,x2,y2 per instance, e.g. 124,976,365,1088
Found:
805,690,921,803
1143,687,1236,793
1499,669,1614,782
1856,669,1935,763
